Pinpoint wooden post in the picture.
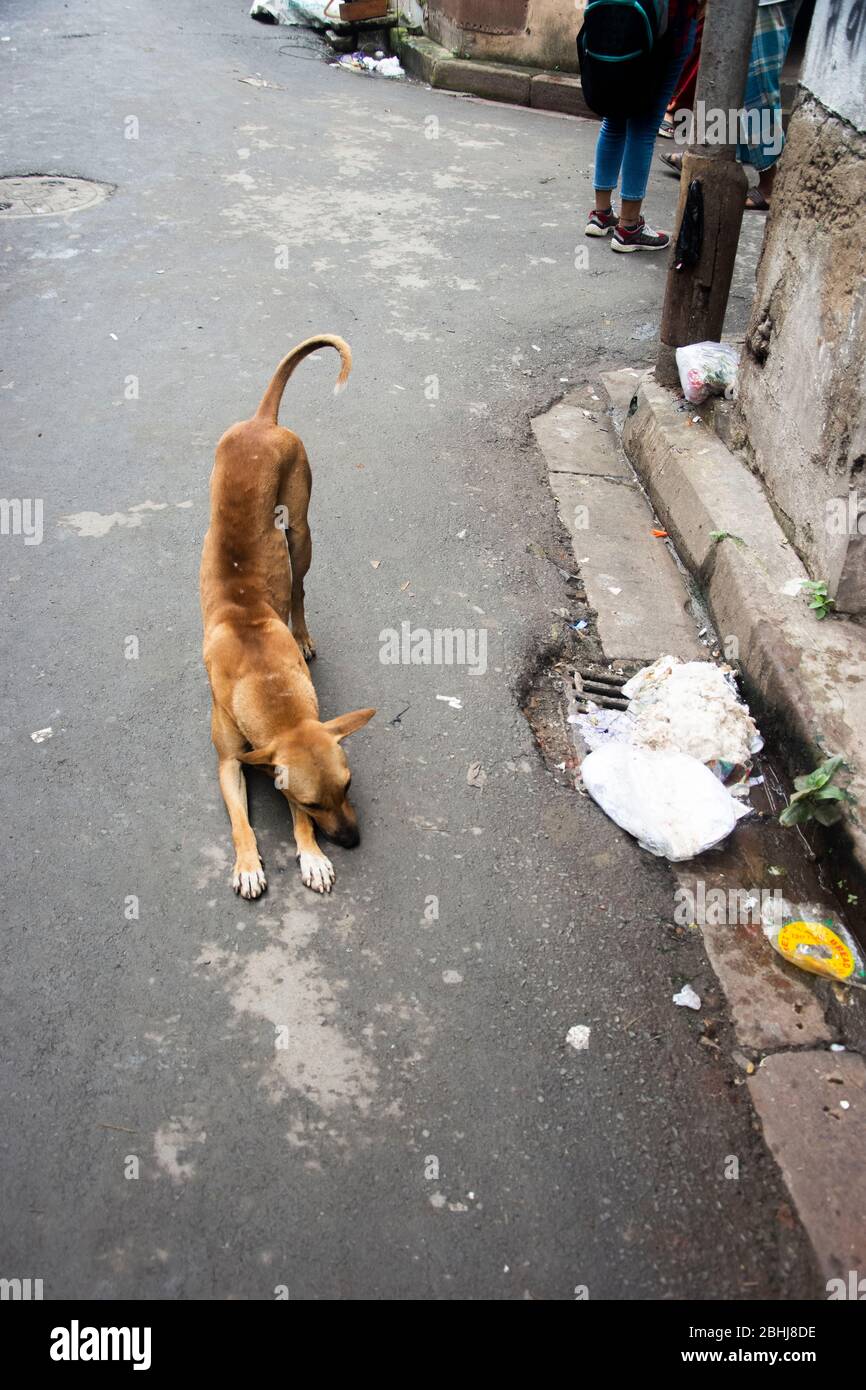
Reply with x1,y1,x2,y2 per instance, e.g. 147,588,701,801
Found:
655,0,760,386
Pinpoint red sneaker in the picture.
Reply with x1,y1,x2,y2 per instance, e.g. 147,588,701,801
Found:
611,217,670,252
585,207,618,237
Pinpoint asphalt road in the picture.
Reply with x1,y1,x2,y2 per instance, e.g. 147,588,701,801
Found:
0,0,819,1299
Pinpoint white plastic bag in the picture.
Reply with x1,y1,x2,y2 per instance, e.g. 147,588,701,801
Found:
581,744,748,861
253,1,329,24
372,56,405,78
675,341,739,404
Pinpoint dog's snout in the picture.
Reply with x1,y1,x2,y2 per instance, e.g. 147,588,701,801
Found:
317,810,360,849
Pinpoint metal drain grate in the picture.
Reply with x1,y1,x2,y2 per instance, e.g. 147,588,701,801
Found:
0,175,112,218
572,668,629,711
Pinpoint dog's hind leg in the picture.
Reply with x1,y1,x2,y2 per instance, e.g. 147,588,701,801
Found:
289,804,335,895
212,702,267,900
280,444,315,661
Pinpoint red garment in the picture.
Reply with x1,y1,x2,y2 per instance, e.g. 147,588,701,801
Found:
669,0,701,21
670,14,704,109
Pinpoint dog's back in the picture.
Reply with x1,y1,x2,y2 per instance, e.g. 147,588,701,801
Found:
200,336,351,633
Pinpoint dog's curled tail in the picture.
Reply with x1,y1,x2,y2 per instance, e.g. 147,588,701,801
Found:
255,334,352,424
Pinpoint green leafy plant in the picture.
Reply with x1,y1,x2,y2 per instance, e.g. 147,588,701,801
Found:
710,530,745,546
802,579,834,619
780,755,854,828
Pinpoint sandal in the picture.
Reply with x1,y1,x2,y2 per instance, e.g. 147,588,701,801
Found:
657,151,682,176
745,188,770,211
658,117,676,139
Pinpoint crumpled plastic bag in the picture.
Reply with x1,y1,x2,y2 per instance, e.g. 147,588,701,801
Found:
251,0,330,24
675,341,739,404
581,744,749,861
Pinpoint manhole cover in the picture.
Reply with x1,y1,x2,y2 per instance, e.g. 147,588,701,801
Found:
0,175,112,218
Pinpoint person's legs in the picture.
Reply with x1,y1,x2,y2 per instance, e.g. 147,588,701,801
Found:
744,162,777,210
587,17,697,247
593,116,627,206
737,0,802,206
611,23,696,250
586,115,626,236
619,27,697,213
758,165,776,200
659,3,799,209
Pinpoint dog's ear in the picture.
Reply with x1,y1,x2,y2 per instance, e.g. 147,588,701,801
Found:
322,708,376,742
239,747,274,766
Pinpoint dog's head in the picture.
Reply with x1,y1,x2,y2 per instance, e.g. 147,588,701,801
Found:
241,708,375,847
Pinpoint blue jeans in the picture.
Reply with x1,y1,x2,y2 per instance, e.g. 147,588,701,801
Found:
593,22,697,204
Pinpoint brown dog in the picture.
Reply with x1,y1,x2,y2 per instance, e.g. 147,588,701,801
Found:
200,335,375,897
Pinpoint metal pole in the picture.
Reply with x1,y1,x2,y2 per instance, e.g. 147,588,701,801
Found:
655,0,760,385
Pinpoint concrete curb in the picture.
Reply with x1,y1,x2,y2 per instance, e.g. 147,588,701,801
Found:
748,1049,866,1278
394,33,595,119
622,374,866,888
535,367,866,1281
614,375,866,1282
532,384,706,662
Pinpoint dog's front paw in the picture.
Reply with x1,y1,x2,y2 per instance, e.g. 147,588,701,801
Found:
232,859,267,900
298,850,334,894
295,629,316,662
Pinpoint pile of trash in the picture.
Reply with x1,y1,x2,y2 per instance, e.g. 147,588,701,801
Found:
331,51,405,77
621,656,760,775
572,656,763,861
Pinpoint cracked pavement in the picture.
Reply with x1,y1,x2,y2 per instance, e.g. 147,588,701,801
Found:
0,0,824,1298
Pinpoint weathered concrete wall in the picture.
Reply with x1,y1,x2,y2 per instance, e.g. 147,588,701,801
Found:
801,0,866,126
426,0,585,73
736,0,866,613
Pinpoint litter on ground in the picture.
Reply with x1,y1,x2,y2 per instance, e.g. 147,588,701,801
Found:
622,656,761,772
675,341,739,404
332,52,405,78
572,655,761,773
574,657,763,859
566,1025,591,1051
569,703,633,751
251,1,330,24
673,984,701,1010
581,743,750,861
466,761,487,790
761,897,866,988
